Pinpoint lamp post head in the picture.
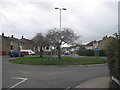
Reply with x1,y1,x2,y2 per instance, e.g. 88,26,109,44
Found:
62,8,67,10
55,7,67,10
55,7,59,9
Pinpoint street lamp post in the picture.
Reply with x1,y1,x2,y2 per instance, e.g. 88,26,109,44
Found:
55,7,67,60
55,7,67,32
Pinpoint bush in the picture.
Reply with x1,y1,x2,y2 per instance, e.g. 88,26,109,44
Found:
76,49,106,56
86,50,94,56
99,50,106,56
76,49,94,56
106,37,120,87
106,38,119,78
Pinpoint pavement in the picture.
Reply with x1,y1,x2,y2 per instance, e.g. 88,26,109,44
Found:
76,76,110,88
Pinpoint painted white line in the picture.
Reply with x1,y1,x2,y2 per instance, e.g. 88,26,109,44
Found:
65,87,70,90
7,77,28,90
111,76,120,86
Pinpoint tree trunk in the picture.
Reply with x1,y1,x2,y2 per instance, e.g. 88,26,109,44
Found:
58,44,61,60
40,47,43,57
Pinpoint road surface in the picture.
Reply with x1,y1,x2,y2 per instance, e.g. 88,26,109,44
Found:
2,56,109,89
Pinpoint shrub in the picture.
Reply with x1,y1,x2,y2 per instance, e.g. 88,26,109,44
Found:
106,37,120,87
99,50,106,56
106,38,119,78
86,50,94,56
76,49,94,56
76,49,106,56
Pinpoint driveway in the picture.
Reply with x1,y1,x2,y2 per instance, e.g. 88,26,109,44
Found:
2,56,109,89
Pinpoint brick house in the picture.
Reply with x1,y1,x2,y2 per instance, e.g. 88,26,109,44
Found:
85,36,114,50
0,34,9,55
98,36,113,50
1,33,36,56
85,40,98,50
62,44,85,54
19,36,35,51
1,33,20,55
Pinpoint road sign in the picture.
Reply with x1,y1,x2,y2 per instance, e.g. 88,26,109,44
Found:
95,48,99,51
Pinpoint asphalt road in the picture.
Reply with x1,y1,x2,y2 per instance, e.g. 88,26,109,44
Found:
2,56,109,89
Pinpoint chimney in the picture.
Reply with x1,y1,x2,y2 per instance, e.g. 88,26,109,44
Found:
105,35,107,38
11,35,13,38
2,33,4,36
22,36,23,39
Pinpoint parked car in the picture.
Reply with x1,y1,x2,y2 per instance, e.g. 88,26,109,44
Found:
20,50,35,55
64,51,71,55
9,50,24,57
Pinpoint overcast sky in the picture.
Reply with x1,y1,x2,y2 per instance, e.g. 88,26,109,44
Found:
0,0,119,44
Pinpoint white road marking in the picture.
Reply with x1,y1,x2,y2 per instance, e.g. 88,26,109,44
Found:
7,77,28,90
112,76,120,86
65,87,71,90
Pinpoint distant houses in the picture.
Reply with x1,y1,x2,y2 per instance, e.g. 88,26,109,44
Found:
85,40,98,50
0,33,60,56
1,33,35,56
62,44,85,54
97,36,113,50
0,33,114,56
20,36,35,51
1,33,20,55
85,36,114,50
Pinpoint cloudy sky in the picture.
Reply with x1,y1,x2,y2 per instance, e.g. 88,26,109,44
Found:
0,0,119,44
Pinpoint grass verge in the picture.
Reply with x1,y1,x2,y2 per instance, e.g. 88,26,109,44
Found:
9,56,107,66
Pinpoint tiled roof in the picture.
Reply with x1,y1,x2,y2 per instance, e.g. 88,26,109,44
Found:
20,38,33,42
85,41,96,46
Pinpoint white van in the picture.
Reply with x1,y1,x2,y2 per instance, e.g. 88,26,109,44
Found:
20,50,35,55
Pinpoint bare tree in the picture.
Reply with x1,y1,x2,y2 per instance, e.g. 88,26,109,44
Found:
32,33,49,57
46,27,80,60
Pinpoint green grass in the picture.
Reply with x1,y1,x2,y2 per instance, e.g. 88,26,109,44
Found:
9,56,107,66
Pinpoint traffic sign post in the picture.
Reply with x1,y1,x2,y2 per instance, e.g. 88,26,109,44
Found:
94,48,99,57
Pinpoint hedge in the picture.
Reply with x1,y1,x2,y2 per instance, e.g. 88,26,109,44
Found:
76,49,106,56
99,50,106,56
106,38,120,80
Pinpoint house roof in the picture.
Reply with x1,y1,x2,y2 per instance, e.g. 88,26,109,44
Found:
20,38,32,41
85,40,97,46
85,36,114,47
20,38,34,43
0,35,9,39
1,34,33,43
69,44,85,48
1,35,20,42
98,36,114,43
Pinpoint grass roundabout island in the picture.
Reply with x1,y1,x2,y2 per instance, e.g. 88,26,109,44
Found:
9,56,107,66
